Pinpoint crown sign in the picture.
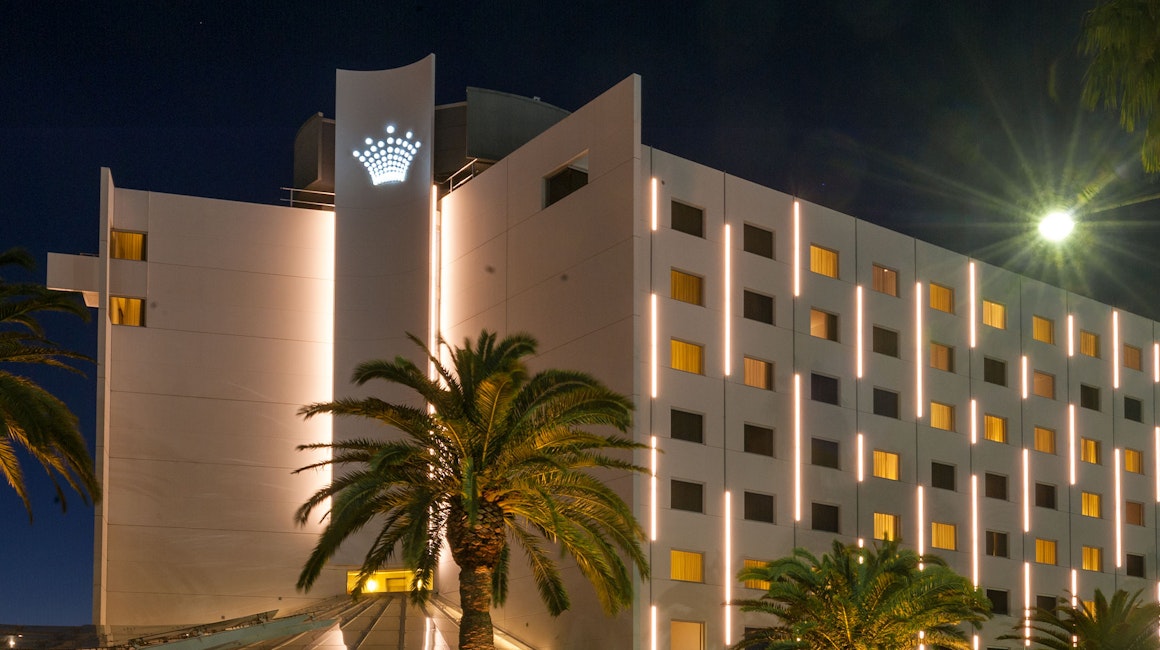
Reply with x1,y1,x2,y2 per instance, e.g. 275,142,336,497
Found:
353,125,421,185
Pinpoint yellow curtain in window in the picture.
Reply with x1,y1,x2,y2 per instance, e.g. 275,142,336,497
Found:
743,357,771,389
1081,492,1101,518
671,340,703,374
110,296,144,326
984,415,1007,443
809,245,838,278
1082,546,1101,571
931,522,956,550
670,550,703,582
1034,427,1055,454
1032,316,1054,343
929,284,953,313
930,402,954,431
742,559,771,590
1126,449,1143,473
1035,539,1057,565
873,512,898,541
670,270,703,305
873,450,898,480
111,230,145,261
1081,331,1099,357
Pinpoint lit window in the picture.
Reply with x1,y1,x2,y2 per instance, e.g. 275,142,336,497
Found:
110,296,145,326
1035,539,1058,565
743,357,773,390
930,522,957,550
743,290,774,324
1081,438,1101,464
671,201,704,237
670,549,704,582
1032,315,1054,344
742,559,771,590
545,162,588,207
873,450,900,480
809,244,839,278
1032,371,1055,399
983,414,1007,443
670,620,704,650
670,269,703,305
982,300,1006,329
874,512,901,541
110,230,146,260
1081,491,1102,518
671,339,704,374
1033,426,1056,454
929,283,954,313
873,326,899,357
1081,600,1096,615
346,569,428,594
986,530,1009,557
872,264,898,297
1125,344,1143,371
1080,330,1100,358
743,224,774,259
743,491,775,523
1082,546,1102,572
930,401,955,431
1125,448,1144,474
930,342,954,372
810,308,838,341
1127,501,1145,526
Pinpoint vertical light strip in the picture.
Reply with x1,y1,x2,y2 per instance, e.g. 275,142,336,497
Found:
916,281,923,418
1154,342,1159,383
856,285,864,378
1114,310,1121,389
1067,314,1075,357
917,486,925,568
1024,562,1032,643
650,436,657,541
1115,448,1123,568
795,373,802,522
969,399,978,444
724,491,732,646
1071,570,1078,607
1021,355,1029,400
724,224,731,377
650,294,658,398
973,634,979,650
969,261,977,348
856,433,865,482
1155,427,1160,502
1070,405,1077,486
650,177,658,231
971,474,979,587
1023,448,1031,532
428,185,440,380
650,604,657,650
793,201,801,297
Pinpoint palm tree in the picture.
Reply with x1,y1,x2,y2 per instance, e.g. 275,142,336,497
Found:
294,330,648,650
733,539,991,649
1000,588,1160,649
0,247,98,520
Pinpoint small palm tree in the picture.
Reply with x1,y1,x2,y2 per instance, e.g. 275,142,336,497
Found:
733,539,991,649
1000,588,1160,649
294,330,648,650
0,247,98,520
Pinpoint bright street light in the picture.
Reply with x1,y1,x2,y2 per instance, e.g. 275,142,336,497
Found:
1038,210,1075,242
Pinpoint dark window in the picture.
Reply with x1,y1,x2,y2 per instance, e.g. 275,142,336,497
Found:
671,201,704,237
811,438,840,469
743,290,774,324
931,462,956,491
1127,553,1146,578
670,409,704,444
985,531,1009,557
983,357,1007,386
811,502,840,533
544,166,587,207
1036,595,1057,612
986,589,1010,616
1081,384,1100,411
873,388,900,419
744,424,774,457
872,326,899,357
671,480,704,513
1035,482,1057,509
744,492,775,523
811,373,839,405
1125,397,1143,423
985,473,1008,500
743,224,774,259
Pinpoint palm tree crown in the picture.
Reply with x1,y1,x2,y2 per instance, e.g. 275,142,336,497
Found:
295,330,648,650
1000,588,1160,649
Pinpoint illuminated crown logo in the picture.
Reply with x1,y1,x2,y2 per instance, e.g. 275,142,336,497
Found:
352,125,421,185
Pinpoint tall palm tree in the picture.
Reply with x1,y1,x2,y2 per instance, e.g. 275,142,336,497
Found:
1000,588,1160,649
294,330,648,650
733,539,991,649
0,247,98,520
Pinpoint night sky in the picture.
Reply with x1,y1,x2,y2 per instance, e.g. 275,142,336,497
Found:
3,0,1158,626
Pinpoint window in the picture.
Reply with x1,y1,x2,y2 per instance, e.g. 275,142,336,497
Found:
930,342,954,372
743,224,774,259
873,450,900,480
1035,483,1057,509
110,296,145,326
810,308,838,341
872,388,900,419
930,401,955,431
986,531,1009,557
1126,448,1144,474
1033,426,1056,454
1032,315,1054,344
671,339,704,374
812,502,840,532
1080,330,1100,358
982,300,1006,329
1036,595,1058,612
1032,371,1055,399
671,480,703,513
744,492,775,523
931,522,957,550
671,201,704,237
1082,546,1102,572
986,589,1010,615
110,230,146,260
985,473,1008,500
1125,397,1143,423
872,326,899,357
345,569,426,594
1127,501,1145,526
743,357,773,390
811,373,839,405
744,424,774,457
929,283,954,313
742,559,771,590
811,438,840,469
1125,344,1143,371
1127,553,1146,578
670,549,704,582
1035,538,1058,565
983,414,1007,443
670,409,703,444
670,269,703,305
874,512,901,541
1081,438,1101,464
809,245,839,278
1080,384,1100,410
670,621,704,650
872,264,898,296
931,461,956,491
544,163,588,207
743,290,774,324
983,357,1007,386
1081,491,1102,518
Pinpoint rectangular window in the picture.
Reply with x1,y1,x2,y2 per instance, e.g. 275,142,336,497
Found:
985,473,1008,500
1125,397,1143,423
1125,344,1143,371
1127,553,1146,578
670,409,704,444
873,450,900,480
671,480,704,513
670,549,704,582
930,401,955,431
982,300,1006,329
743,290,774,324
1037,595,1058,613
1127,501,1145,526
810,308,839,341
1081,437,1101,464
109,296,145,326
110,230,146,260
985,530,1009,557
983,357,1007,386
1032,315,1054,344
1126,448,1144,474
1082,546,1102,572
929,283,954,313
742,559,771,590
931,522,957,550
987,589,1010,616
743,357,773,390
1032,371,1055,399
874,512,901,541
743,224,774,259
671,201,704,237
1081,491,1102,518
931,461,956,491
811,373,839,405
1080,384,1100,411
872,388,900,419
930,342,954,372
744,424,774,457
671,339,704,374
545,164,588,207
670,621,704,650
809,245,839,278
1035,483,1057,509
811,438,840,469
811,502,840,533
1080,330,1100,358
670,269,703,305
1034,426,1056,454
872,326,899,357
984,414,1008,443
872,264,899,296
743,492,775,523
1035,539,1058,565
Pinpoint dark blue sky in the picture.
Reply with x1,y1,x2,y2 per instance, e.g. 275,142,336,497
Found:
3,0,1157,626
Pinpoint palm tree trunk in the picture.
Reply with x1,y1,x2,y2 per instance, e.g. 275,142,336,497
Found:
458,563,496,650
448,499,506,650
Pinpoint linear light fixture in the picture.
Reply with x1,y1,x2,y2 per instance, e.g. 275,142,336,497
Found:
856,433,864,482
1115,448,1123,568
793,201,801,297
969,261,977,348
1067,314,1075,357
917,485,925,567
1021,355,1029,400
1154,342,1159,383
650,293,658,399
1071,570,1078,608
1156,427,1160,502
856,285,864,378
724,490,732,646
1070,405,1077,485
428,185,440,382
969,399,977,444
916,281,923,418
1023,448,1030,532
1114,311,1121,389
971,474,979,587
650,435,657,541
724,224,731,377
1024,562,1032,643
795,373,802,522
651,605,657,650
650,177,658,231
